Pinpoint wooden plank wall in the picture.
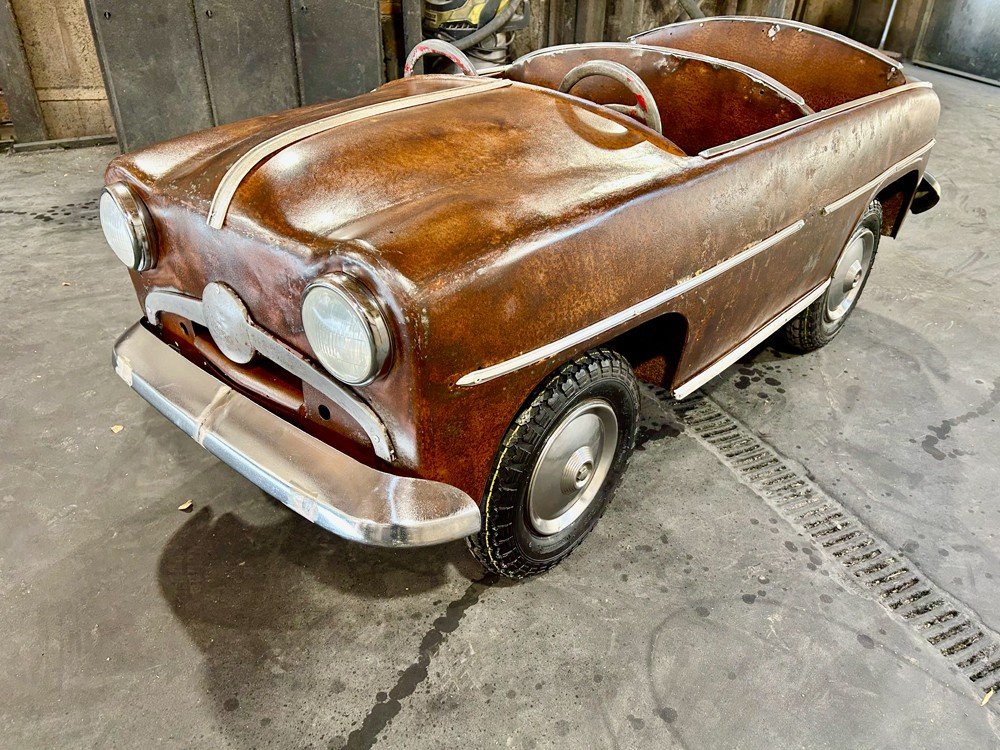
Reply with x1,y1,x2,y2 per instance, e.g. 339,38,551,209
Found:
8,0,113,140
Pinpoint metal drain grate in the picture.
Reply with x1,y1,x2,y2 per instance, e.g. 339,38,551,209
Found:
668,389,1000,699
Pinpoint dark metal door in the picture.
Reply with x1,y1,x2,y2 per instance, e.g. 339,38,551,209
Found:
86,0,383,151
914,0,1000,86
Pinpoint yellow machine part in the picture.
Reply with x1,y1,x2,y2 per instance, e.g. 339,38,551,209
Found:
424,0,512,29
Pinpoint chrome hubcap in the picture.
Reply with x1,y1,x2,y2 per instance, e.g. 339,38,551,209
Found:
527,399,619,536
826,227,875,323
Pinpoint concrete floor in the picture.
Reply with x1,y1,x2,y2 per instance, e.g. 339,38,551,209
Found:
2,67,999,748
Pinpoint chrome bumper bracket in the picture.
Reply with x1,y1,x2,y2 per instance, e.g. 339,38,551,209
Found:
144,285,394,461
113,323,481,547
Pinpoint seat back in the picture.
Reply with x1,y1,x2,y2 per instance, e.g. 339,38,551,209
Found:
504,43,810,154
632,18,907,111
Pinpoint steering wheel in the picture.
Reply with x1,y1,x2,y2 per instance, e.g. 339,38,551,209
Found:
404,40,478,78
558,60,662,135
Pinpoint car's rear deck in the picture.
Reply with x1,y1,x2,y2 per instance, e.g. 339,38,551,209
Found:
502,17,909,155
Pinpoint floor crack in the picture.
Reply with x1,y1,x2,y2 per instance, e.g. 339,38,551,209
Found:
337,576,494,749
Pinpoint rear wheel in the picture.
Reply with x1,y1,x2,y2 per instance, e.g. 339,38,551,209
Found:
782,201,882,352
468,348,640,579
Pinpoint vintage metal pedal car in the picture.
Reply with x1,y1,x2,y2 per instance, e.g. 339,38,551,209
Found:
105,17,940,579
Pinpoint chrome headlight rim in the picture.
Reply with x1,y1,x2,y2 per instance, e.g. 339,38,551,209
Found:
301,274,393,386
101,181,156,272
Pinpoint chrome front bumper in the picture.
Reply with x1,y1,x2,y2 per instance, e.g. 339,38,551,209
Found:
112,323,481,547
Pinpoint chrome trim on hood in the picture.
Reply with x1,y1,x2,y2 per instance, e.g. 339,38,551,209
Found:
206,78,512,229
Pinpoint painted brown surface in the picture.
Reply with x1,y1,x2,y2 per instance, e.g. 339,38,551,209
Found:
504,42,810,154
106,39,938,504
632,17,907,111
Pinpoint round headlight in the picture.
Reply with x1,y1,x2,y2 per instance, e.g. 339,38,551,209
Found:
100,182,155,271
301,275,392,385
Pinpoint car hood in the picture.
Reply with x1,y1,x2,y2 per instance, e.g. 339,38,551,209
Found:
107,75,685,295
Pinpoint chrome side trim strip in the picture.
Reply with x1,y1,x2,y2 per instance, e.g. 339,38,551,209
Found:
697,82,933,158
631,16,904,71
206,78,512,229
113,323,480,547
672,279,831,399
455,219,806,387
144,289,394,461
821,139,936,215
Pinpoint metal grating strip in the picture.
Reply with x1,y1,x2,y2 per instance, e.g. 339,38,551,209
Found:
669,390,1000,702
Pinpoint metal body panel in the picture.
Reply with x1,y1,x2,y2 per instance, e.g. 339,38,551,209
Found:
504,43,811,155
113,323,480,546
631,16,907,111
105,25,940,508
456,220,807,386
207,79,512,228
672,280,830,399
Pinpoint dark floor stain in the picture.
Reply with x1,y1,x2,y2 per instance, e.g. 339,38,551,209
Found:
338,577,494,750
695,606,710,617
741,594,756,604
627,715,646,730
635,419,682,451
920,376,1000,460
1,196,100,227
657,707,678,724
857,634,875,650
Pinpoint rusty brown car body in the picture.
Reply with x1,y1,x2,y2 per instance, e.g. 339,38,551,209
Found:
105,18,941,578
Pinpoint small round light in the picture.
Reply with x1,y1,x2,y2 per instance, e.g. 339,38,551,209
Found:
100,182,155,271
301,275,391,385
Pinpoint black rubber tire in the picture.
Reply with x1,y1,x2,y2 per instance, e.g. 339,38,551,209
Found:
782,201,882,353
467,348,640,580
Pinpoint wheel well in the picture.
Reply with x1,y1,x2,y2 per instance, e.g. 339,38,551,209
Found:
876,169,920,238
605,312,688,389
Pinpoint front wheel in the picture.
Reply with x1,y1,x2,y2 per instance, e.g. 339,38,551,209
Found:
782,201,882,352
468,348,640,579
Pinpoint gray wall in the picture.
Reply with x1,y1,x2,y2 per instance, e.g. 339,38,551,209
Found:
86,0,383,151
914,0,1000,84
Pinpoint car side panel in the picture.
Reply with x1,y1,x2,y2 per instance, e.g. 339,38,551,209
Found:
417,85,939,502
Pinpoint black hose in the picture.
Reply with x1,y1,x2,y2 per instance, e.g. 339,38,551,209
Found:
448,0,526,50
